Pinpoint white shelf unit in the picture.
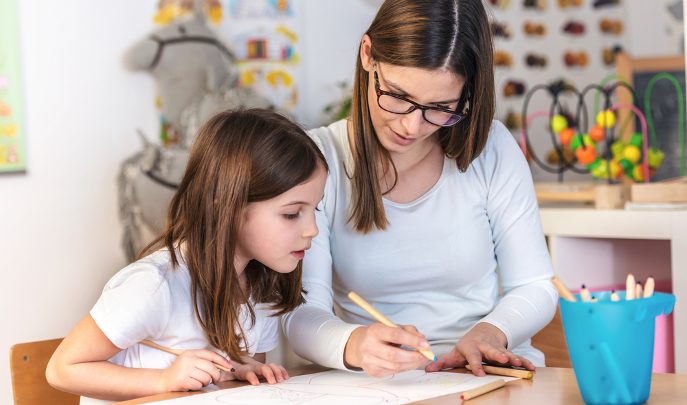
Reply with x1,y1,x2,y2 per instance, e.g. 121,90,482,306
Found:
539,207,687,373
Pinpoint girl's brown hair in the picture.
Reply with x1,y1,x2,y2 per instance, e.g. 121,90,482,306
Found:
140,108,327,362
349,0,494,233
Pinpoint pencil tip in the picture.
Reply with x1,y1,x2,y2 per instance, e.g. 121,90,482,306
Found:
433,356,438,362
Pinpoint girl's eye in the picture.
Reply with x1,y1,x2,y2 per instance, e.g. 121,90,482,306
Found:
283,213,299,220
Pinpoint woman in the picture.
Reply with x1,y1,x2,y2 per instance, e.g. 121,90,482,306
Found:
283,0,557,377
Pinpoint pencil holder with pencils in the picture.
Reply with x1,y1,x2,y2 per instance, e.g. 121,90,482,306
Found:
559,291,675,405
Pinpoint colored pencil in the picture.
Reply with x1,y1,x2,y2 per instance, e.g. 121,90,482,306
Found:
140,340,234,373
460,379,506,400
551,276,577,302
580,284,592,302
347,291,437,362
626,274,636,300
644,276,655,298
465,364,534,379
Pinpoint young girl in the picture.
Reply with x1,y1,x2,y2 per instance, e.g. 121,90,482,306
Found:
47,109,328,403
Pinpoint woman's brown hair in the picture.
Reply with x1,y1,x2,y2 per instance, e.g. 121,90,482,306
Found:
140,108,327,362
349,0,494,233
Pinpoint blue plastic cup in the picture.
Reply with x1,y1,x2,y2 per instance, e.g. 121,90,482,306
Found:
559,291,675,405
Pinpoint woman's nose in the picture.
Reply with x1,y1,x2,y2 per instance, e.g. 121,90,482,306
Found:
401,108,425,135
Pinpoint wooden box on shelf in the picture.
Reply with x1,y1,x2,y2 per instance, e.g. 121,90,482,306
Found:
535,182,630,209
631,177,687,203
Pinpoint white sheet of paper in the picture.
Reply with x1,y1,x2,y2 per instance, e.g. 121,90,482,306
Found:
150,369,518,404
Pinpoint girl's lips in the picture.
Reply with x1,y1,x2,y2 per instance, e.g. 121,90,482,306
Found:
291,250,305,259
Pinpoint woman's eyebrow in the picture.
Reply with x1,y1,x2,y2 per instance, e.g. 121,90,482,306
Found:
383,76,461,104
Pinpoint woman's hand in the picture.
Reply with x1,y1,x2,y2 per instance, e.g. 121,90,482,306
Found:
231,356,289,386
160,349,234,392
425,323,535,375
344,323,431,377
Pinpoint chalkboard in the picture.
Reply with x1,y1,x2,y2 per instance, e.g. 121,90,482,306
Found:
617,54,686,181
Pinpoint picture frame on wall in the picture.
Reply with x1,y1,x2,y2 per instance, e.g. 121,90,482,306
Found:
0,0,27,174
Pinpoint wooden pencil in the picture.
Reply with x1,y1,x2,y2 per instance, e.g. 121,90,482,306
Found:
551,276,577,302
140,340,234,373
626,274,636,300
579,284,592,302
644,276,655,298
347,291,437,362
460,379,506,400
465,364,534,379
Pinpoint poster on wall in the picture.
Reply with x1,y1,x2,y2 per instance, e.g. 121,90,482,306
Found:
220,0,302,120
0,0,26,173
151,0,302,121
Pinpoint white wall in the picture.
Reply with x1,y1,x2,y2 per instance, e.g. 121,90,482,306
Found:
1,1,378,403
298,0,376,128
0,1,157,403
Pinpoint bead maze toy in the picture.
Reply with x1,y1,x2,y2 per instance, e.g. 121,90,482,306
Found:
520,75,684,208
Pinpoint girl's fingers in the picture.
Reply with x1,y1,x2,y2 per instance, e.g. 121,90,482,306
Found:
193,349,234,370
268,363,286,382
190,367,214,387
260,364,277,384
245,371,260,386
277,365,289,380
186,373,207,390
194,361,222,384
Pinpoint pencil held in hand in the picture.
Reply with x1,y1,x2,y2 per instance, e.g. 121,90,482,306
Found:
347,291,437,362
140,340,234,373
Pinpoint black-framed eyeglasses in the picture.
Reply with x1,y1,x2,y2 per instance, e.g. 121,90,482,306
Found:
373,68,467,127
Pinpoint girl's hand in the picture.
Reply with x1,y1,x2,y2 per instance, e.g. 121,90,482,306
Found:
231,356,289,385
344,323,431,377
425,323,535,375
160,349,234,392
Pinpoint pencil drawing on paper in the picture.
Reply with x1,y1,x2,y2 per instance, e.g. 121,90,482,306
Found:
154,369,516,405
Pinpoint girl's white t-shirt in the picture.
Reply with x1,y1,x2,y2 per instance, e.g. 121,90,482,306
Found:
82,249,279,404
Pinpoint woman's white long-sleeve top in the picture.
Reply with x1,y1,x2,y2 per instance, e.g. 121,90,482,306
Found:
282,119,558,369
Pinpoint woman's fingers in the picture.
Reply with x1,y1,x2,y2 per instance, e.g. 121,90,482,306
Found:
425,348,466,372
478,342,510,365
463,347,487,376
370,323,430,352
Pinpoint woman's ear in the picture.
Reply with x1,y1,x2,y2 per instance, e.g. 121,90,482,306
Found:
360,34,374,72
